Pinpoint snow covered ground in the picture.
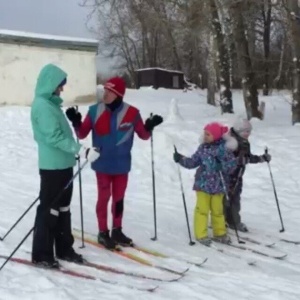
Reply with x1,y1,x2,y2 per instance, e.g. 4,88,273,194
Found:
0,88,300,300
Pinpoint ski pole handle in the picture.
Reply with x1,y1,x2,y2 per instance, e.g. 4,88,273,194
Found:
265,147,268,155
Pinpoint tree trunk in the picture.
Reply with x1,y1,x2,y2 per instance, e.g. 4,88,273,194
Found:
229,1,261,119
210,0,233,113
273,35,285,90
207,33,217,106
286,0,300,124
262,0,272,96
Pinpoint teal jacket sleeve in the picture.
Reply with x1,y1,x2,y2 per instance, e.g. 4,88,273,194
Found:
35,107,81,155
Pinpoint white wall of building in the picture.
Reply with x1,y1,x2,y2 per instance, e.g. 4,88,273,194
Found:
0,43,97,105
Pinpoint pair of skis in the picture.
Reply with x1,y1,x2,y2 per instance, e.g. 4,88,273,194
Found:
0,229,209,293
0,255,158,292
72,229,208,271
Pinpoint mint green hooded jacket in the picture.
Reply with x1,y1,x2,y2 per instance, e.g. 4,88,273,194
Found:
31,64,81,170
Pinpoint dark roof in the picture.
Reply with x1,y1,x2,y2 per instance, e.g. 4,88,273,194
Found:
0,29,98,52
135,67,183,74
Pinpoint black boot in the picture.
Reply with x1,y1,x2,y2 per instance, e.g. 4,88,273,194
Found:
97,231,118,250
111,227,133,246
32,258,60,269
57,248,84,264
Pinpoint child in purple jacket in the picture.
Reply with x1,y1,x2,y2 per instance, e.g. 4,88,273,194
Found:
173,122,237,245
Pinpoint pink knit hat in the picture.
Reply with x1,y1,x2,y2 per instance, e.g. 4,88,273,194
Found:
204,122,229,141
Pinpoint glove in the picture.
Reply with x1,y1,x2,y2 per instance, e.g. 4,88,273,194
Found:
79,147,100,163
144,114,163,132
66,107,82,128
261,153,271,162
173,146,183,163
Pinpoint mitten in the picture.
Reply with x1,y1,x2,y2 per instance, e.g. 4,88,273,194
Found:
66,107,82,128
144,114,163,132
173,151,183,163
260,153,271,162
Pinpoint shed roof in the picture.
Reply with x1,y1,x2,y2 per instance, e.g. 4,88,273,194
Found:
0,29,99,52
135,67,183,74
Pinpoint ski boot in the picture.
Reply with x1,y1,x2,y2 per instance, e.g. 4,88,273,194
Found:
229,222,248,233
237,222,248,232
111,227,133,247
32,259,60,269
57,248,84,264
98,230,119,250
213,234,231,244
196,237,212,247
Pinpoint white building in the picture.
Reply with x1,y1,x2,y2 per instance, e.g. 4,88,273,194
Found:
0,30,99,105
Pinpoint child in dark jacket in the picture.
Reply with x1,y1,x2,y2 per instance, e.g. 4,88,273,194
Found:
226,118,271,232
173,122,237,245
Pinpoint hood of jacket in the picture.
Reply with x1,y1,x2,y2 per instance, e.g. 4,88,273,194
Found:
34,64,67,105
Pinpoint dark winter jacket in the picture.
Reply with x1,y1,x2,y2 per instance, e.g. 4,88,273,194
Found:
229,128,263,194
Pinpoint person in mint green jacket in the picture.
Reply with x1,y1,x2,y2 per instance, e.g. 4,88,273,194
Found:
31,63,99,268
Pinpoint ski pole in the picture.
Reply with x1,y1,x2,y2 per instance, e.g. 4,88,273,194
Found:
0,196,39,241
150,113,157,241
77,155,85,248
217,159,245,244
174,146,195,246
265,147,285,233
75,106,85,248
0,160,89,272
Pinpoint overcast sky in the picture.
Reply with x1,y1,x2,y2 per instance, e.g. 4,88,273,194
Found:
0,0,95,38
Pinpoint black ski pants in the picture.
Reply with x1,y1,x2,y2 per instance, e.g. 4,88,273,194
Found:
225,179,243,226
32,168,74,262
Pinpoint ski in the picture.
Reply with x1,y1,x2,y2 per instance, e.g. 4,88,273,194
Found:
240,236,275,248
73,228,208,269
78,259,183,282
279,238,300,245
73,232,188,276
123,243,208,268
226,243,287,260
0,255,158,292
23,251,181,283
208,243,257,266
237,228,300,247
228,232,275,248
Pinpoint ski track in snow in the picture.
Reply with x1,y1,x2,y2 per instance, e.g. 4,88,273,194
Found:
0,88,300,299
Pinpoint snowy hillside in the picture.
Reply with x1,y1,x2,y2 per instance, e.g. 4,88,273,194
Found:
1,88,300,300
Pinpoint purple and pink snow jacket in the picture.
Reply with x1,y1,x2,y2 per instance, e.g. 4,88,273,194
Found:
178,138,237,194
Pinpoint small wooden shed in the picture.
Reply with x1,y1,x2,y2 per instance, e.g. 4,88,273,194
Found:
135,67,184,89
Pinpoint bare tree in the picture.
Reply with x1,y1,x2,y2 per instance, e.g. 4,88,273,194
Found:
80,0,298,119
261,0,273,95
211,0,233,113
285,0,300,124
227,0,261,119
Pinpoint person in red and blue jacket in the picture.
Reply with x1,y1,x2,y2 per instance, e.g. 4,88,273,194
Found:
66,77,163,249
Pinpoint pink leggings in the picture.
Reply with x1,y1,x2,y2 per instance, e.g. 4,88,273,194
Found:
96,173,128,232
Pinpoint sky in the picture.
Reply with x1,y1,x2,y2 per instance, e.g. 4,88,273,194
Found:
0,0,96,38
